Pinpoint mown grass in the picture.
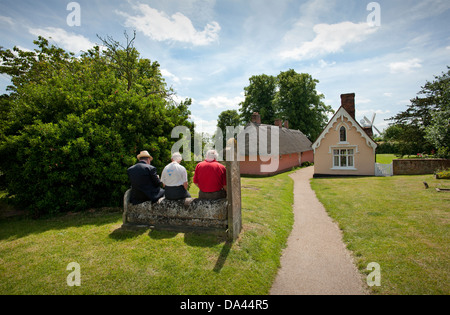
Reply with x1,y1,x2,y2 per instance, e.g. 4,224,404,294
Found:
0,173,294,295
376,154,397,164
311,174,450,295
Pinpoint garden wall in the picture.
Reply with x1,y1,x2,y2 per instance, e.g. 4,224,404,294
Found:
393,159,450,175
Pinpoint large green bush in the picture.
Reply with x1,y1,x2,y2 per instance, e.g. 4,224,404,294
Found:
0,37,193,216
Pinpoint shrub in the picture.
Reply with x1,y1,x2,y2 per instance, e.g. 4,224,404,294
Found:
0,37,193,216
435,168,450,179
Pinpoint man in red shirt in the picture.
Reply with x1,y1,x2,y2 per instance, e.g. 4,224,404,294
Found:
193,150,227,200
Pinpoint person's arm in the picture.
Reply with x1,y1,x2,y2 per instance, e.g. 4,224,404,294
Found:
193,165,199,188
182,167,189,190
222,166,227,191
161,167,167,188
149,167,162,187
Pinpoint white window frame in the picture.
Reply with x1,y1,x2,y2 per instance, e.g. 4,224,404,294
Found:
330,146,358,170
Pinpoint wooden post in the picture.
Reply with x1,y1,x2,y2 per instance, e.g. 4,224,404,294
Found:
225,139,242,241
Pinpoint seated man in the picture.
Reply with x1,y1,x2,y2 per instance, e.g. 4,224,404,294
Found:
127,151,164,205
193,150,227,200
161,152,191,201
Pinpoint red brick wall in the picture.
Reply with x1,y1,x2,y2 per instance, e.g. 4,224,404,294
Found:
240,153,304,176
301,150,314,164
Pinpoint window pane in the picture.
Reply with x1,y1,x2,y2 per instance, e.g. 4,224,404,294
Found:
340,127,346,142
334,150,339,155
341,156,347,167
348,156,354,167
334,156,340,167
341,149,347,155
348,149,354,155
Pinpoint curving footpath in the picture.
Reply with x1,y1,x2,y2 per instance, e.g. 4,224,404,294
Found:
270,166,368,295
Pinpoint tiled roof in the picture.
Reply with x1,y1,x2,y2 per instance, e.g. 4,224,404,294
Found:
239,122,313,156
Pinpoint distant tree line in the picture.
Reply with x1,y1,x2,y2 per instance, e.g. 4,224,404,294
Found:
216,70,334,144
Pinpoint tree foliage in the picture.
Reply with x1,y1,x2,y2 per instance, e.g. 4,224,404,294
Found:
388,67,449,157
239,70,333,140
239,74,277,125
214,109,241,157
0,35,193,215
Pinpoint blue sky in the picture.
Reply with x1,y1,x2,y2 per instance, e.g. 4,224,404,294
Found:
1,0,449,135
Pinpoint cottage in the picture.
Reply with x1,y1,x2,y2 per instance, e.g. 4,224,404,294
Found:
238,112,314,176
312,93,377,177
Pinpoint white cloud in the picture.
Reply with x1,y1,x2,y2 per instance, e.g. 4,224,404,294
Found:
189,114,217,135
357,97,372,104
161,69,181,83
357,109,391,116
318,59,336,68
383,92,393,97
0,16,14,26
281,21,378,60
198,95,244,110
118,3,220,46
446,46,450,50
28,27,96,53
389,58,422,74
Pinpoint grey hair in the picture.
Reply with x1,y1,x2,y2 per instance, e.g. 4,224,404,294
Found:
205,150,219,161
172,152,182,162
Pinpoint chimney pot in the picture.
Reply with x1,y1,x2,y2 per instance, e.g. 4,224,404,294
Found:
251,112,261,124
274,119,282,128
341,93,356,120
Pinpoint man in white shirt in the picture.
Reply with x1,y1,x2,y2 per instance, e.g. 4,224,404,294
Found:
161,152,191,200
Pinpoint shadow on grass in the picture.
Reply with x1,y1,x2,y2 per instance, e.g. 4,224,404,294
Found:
213,240,232,273
0,209,123,241
109,225,233,272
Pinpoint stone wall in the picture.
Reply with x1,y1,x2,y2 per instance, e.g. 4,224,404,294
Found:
123,190,228,231
393,159,450,175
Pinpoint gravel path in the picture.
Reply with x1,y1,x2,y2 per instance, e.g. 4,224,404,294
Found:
270,167,368,295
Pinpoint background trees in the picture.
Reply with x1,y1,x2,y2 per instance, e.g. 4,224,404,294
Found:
387,67,449,157
0,35,193,215
237,70,333,141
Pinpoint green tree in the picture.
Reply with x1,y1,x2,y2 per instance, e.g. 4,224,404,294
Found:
215,109,242,157
389,66,449,156
425,109,450,157
239,70,333,141
239,74,278,124
276,70,332,141
0,36,193,215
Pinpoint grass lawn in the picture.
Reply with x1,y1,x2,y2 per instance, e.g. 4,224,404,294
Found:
376,154,397,164
0,172,294,295
311,174,450,295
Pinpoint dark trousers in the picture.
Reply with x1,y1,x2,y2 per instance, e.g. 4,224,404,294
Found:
164,185,191,200
198,189,227,200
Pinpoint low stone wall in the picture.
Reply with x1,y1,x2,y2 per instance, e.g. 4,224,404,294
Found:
393,159,450,175
122,189,228,231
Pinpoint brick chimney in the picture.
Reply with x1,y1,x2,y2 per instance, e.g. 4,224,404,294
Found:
274,118,283,128
283,120,289,129
341,93,355,120
251,112,261,124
